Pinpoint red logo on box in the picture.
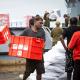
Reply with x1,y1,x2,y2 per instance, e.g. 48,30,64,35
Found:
0,25,11,44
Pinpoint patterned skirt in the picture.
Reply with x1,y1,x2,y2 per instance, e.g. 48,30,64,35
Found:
65,50,74,72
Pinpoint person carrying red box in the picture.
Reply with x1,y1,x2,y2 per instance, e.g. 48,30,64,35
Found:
20,16,45,80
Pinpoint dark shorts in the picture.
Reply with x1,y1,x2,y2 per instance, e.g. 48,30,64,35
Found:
25,59,45,74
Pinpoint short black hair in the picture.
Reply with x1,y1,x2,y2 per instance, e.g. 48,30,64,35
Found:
70,17,78,25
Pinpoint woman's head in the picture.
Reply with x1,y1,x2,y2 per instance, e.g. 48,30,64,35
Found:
43,12,49,20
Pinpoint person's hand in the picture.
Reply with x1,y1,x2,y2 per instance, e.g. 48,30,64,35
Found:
6,38,11,47
64,46,68,51
68,48,73,53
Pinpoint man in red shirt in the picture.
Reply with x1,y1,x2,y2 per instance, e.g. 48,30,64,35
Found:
68,31,80,80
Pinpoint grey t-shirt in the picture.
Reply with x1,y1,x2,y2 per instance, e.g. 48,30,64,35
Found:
21,27,45,41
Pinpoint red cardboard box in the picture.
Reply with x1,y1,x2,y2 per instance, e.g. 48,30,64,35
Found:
9,36,44,60
0,25,11,44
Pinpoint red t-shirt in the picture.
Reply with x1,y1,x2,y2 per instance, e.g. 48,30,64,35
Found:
68,31,80,61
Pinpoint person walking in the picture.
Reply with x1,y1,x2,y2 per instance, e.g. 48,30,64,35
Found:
63,14,69,27
60,17,80,80
43,11,57,28
43,12,50,28
21,16,45,80
51,21,63,46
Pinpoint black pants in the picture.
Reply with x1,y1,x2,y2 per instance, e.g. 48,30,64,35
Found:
73,60,80,80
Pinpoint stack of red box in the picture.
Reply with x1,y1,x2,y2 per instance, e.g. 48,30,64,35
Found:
0,25,11,44
9,36,44,60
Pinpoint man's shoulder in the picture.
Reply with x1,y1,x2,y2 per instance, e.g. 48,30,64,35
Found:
65,26,75,31
74,31,80,36
23,27,31,32
39,28,45,32
25,27,31,30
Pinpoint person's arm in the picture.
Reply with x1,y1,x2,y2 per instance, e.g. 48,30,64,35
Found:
10,31,15,35
6,29,14,46
68,32,78,49
51,29,54,37
42,29,46,42
60,35,67,50
20,28,28,36
49,19,56,21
